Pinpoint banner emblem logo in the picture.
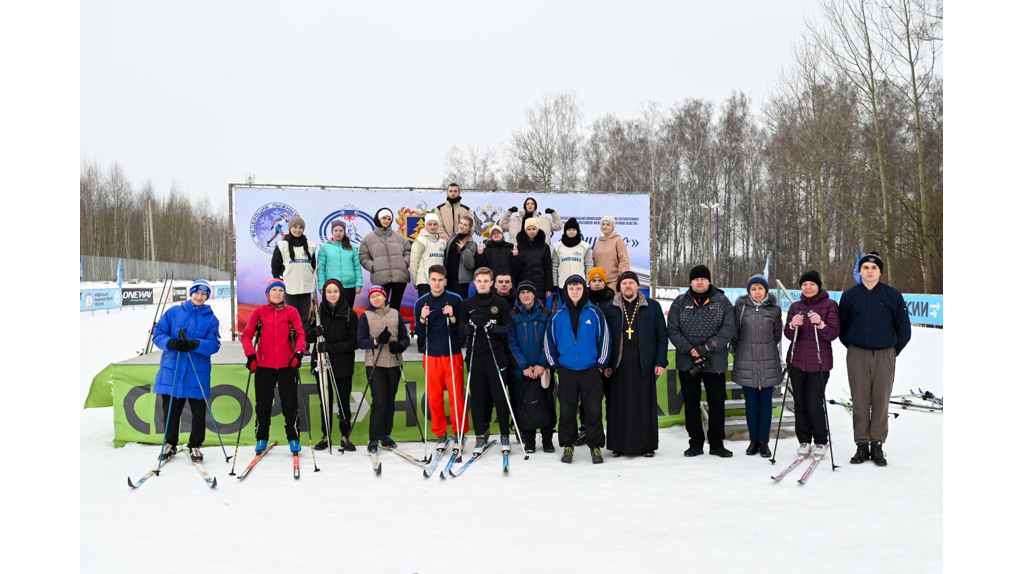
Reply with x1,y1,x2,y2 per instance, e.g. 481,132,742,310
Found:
250,203,297,254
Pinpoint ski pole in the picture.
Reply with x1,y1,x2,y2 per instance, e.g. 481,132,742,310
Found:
395,356,428,454
156,350,181,473
422,313,430,462
484,327,530,460
811,318,839,471
312,303,334,455
769,324,797,465
351,345,384,443
229,320,260,475
290,329,320,472
445,311,466,454
456,329,476,455
184,347,232,462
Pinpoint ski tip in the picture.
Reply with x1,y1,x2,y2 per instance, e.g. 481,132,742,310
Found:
127,477,136,488
225,456,232,463
211,478,218,488
523,455,530,460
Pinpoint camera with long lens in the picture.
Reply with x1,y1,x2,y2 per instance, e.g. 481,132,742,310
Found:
687,358,707,378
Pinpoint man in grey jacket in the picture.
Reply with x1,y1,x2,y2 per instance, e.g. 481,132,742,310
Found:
667,265,736,457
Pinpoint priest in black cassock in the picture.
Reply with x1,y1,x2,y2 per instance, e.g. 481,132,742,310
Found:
603,271,669,457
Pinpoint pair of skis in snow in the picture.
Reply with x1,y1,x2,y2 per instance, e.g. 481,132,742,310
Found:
771,444,831,485
425,435,507,479
128,449,217,489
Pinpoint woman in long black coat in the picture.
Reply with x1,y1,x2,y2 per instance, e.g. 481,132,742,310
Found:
309,279,359,451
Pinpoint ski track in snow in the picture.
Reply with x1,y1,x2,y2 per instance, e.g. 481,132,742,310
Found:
81,298,942,573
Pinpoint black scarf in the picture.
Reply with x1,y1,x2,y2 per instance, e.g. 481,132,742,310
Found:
561,232,582,248
284,233,310,264
566,295,585,337
691,284,715,307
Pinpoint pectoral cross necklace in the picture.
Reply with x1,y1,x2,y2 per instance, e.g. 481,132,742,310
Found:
624,298,639,340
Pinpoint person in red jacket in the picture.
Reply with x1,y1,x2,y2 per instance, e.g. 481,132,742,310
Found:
242,278,307,454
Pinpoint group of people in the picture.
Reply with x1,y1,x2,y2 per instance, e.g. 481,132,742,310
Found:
153,183,913,469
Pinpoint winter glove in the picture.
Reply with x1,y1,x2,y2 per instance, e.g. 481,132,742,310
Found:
470,314,487,329
544,208,554,214
508,206,518,213
187,339,200,351
483,319,497,332
377,327,392,345
289,352,303,368
307,325,324,339
388,341,404,354
246,355,258,373
167,339,183,352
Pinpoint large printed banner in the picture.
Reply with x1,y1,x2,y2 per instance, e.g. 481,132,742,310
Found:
232,187,651,331
88,352,765,447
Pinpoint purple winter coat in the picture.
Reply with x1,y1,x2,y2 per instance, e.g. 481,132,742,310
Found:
783,290,839,373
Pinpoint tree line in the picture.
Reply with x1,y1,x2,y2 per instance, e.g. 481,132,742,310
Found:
80,160,233,274
442,0,942,293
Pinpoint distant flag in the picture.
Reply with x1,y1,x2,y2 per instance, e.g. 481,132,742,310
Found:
117,258,123,288
762,254,771,282
853,250,862,284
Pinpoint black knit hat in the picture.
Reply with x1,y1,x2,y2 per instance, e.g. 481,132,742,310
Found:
618,270,640,290
689,265,711,282
563,217,580,234
859,252,884,274
799,270,822,289
516,280,538,296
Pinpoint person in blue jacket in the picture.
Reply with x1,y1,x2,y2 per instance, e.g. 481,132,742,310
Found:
152,279,222,462
544,274,611,464
839,252,912,467
508,280,555,454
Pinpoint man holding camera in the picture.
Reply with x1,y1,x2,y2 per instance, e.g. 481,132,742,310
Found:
667,265,736,457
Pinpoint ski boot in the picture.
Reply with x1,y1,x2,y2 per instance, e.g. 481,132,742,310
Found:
289,439,301,454
188,447,203,462
255,439,268,454
797,443,812,457
473,435,487,456
381,435,398,449
500,435,511,454
367,440,379,454
435,434,449,452
160,444,177,461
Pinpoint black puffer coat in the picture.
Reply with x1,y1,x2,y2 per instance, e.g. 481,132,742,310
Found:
512,229,553,292
730,293,783,389
311,299,359,377
475,238,515,278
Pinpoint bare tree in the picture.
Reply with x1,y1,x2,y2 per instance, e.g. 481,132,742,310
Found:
507,92,584,190
441,144,502,189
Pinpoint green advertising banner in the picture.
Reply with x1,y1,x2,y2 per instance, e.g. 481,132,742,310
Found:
87,352,767,447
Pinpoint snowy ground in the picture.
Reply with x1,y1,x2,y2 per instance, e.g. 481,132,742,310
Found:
81,299,942,573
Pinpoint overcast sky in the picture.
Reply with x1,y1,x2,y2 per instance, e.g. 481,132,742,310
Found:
82,0,822,205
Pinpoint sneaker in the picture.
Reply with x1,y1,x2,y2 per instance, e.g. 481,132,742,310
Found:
850,442,870,464
709,446,733,458
314,436,330,451
367,440,379,454
524,440,536,454
745,440,759,456
474,435,487,456
500,435,511,454
870,442,887,466
160,444,177,460
643,451,655,458
561,445,574,464
591,447,604,464
797,443,812,457
684,446,704,457
435,434,449,452
289,439,301,454
381,435,398,449
188,447,203,462
813,444,828,458
255,439,268,454
758,440,771,458
542,437,555,453
342,437,356,452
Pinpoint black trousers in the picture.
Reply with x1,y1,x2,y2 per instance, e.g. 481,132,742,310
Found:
368,365,400,441
382,283,407,313
557,367,605,448
254,367,300,441
452,283,470,300
790,367,830,445
342,287,356,310
315,372,353,439
511,373,555,439
470,359,511,436
679,370,727,449
285,293,312,349
161,394,207,448
577,373,610,430
416,283,430,297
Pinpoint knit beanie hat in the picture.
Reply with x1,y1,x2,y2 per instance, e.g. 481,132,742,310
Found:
859,252,884,273
746,274,769,293
367,286,387,300
487,224,504,238
516,280,538,296
288,215,306,229
588,267,607,283
265,278,286,295
563,217,581,234
799,270,822,289
524,217,540,230
189,279,211,297
375,208,394,227
322,278,343,296
618,271,640,290
689,265,711,282
424,212,440,224
565,274,587,287
330,219,345,231
600,215,615,230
